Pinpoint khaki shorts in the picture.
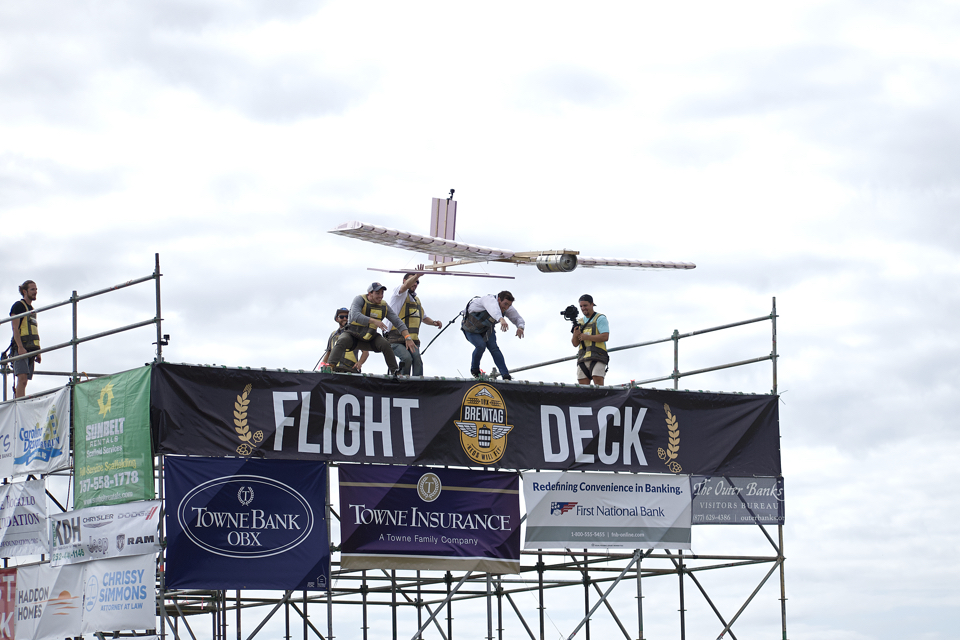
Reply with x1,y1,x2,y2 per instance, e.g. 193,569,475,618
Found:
576,361,608,380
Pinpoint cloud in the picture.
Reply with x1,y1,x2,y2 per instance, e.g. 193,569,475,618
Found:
518,65,625,110
0,154,121,210
0,0,369,124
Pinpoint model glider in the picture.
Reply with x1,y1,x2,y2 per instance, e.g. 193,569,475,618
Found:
330,220,696,278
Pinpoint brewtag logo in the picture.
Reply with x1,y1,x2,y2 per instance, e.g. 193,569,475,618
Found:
454,384,513,465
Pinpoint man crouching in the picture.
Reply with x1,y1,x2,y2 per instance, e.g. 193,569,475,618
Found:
328,282,416,376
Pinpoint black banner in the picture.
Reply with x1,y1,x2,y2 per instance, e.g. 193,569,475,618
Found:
151,363,780,476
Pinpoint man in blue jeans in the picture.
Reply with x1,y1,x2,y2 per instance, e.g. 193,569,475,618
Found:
460,291,525,380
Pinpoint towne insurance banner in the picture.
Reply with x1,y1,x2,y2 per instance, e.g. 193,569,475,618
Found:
339,465,521,574
49,501,160,566
152,363,781,475
0,481,47,558
0,387,71,479
74,367,154,509
523,472,692,550
165,457,329,591
691,476,785,525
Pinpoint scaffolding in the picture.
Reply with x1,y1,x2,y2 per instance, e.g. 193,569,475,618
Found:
0,259,785,640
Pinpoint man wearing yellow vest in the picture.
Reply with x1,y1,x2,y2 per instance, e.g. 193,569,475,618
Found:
328,282,415,376
320,307,369,372
9,280,41,398
384,273,442,376
571,294,609,385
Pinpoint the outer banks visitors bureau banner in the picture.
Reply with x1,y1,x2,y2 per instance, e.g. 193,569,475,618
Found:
49,501,160,566
152,363,781,476
339,465,520,574
0,481,47,558
523,472,692,550
74,367,154,508
165,457,329,591
691,476,785,525
0,387,71,479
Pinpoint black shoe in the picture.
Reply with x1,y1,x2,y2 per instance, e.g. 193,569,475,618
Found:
471,370,482,379
388,369,401,381
502,375,512,381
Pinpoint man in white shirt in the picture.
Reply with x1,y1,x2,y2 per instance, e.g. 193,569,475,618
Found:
383,273,442,376
460,291,525,380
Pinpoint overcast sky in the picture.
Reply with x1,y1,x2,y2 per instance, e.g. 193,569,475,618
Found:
2,1,959,638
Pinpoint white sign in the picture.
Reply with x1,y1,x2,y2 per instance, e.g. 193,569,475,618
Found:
81,554,155,634
0,388,71,479
14,563,84,640
523,472,692,550
0,481,47,557
50,501,160,566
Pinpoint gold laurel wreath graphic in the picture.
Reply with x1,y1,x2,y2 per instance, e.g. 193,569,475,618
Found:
656,403,682,473
233,384,263,456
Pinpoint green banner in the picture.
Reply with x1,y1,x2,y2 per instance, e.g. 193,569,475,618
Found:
74,366,154,508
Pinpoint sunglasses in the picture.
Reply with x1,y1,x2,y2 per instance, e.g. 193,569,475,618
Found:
337,315,348,320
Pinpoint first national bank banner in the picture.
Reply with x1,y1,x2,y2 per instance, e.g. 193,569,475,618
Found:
152,363,780,476
523,472,692,550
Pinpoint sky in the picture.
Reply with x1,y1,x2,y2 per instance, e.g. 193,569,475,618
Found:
2,0,959,637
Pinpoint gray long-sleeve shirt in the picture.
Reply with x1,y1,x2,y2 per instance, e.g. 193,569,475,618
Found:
348,295,408,334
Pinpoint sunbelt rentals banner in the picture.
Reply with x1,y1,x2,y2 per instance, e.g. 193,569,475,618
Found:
49,501,160,566
74,367,154,508
523,472,692,550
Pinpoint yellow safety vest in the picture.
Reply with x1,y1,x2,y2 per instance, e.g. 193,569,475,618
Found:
577,314,608,365
346,295,387,342
12,300,40,351
388,294,424,345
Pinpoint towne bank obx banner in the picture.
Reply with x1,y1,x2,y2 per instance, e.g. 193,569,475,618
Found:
74,367,154,508
165,457,329,591
152,363,781,476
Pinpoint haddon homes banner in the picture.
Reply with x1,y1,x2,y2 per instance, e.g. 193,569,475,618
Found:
339,465,520,574
164,457,329,591
152,363,781,475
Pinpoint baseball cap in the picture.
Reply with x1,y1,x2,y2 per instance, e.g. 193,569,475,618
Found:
579,294,596,305
367,282,387,293
334,307,348,319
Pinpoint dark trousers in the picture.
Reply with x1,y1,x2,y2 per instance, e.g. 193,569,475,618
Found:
329,333,398,373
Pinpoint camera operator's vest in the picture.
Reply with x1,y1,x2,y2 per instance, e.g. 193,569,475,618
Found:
346,295,387,341
577,314,609,365
328,328,359,369
461,297,498,335
11,300,40,352
387,293,423,346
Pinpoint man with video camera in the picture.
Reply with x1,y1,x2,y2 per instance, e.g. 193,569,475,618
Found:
570,294,609,385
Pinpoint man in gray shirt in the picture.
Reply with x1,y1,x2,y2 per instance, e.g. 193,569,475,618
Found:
328,282,415,376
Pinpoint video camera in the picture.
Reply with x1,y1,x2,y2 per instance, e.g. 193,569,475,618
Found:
561,305,582,333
